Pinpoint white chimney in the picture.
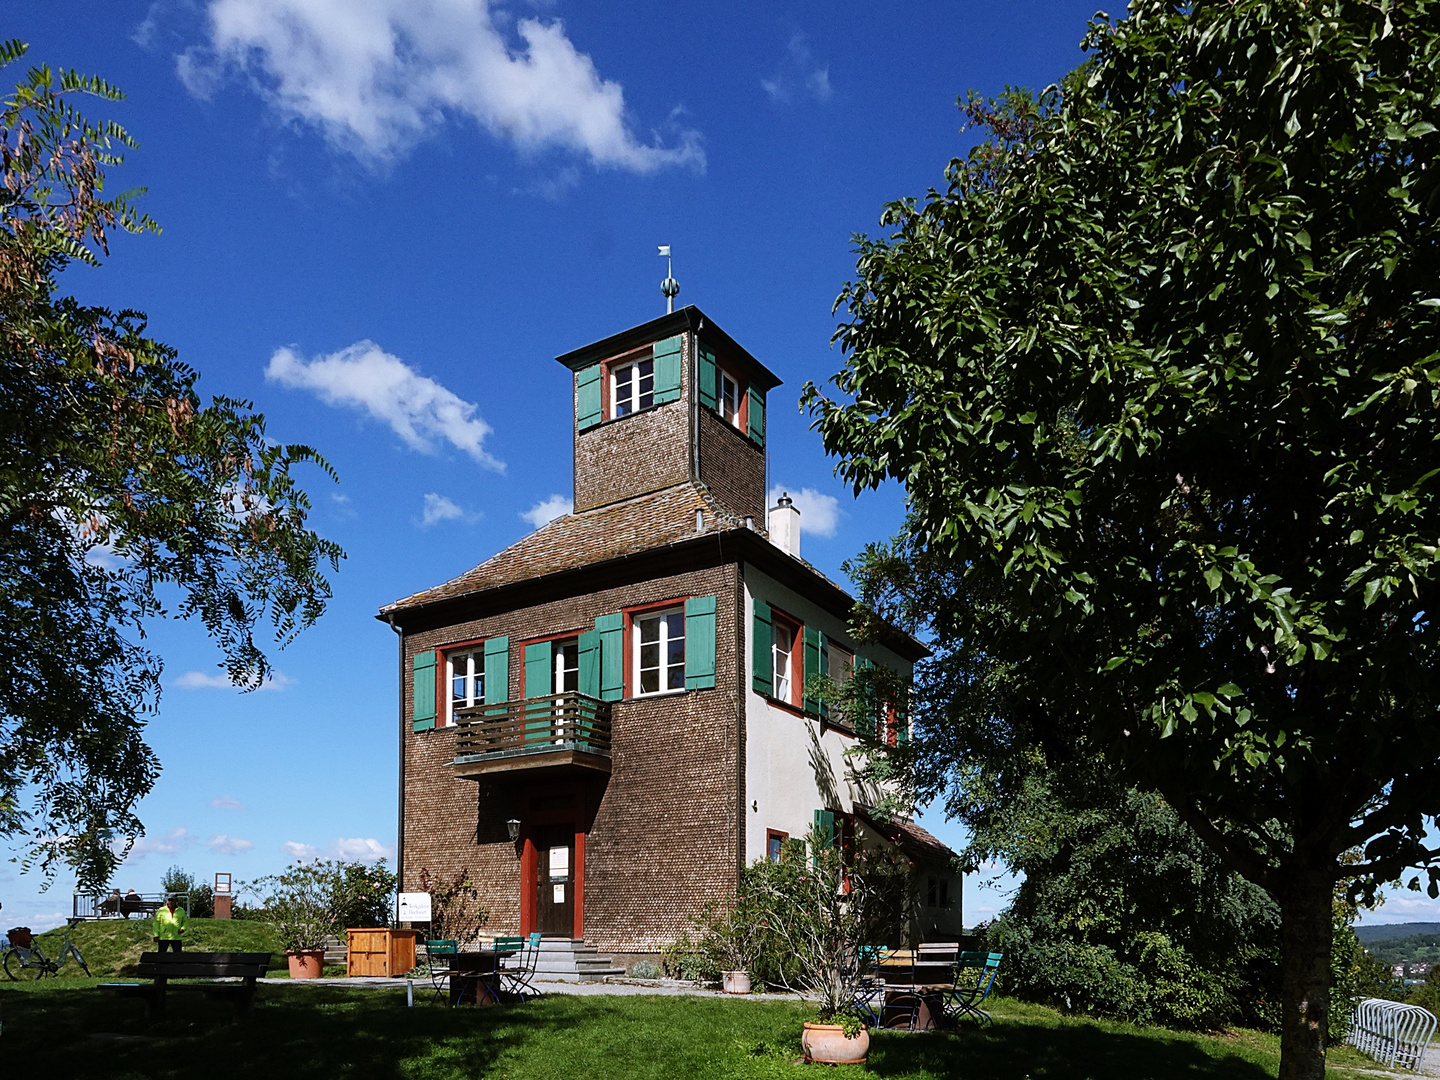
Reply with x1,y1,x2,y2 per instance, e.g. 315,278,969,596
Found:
768,493,801,559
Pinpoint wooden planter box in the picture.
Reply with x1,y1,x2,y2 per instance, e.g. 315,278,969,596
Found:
346,928,419,977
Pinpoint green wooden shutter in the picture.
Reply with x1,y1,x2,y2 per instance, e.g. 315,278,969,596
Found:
653,334,683,404
577,364,602,430
752,599,773,696
577,629,600,698
483,636,509,712
523,641,552,743
524,641,551,698
684,595,717,690
803,627,823,714
896,676,910,745
747,387,765,446
596,612,625,701
813,809,836,853
412,650,437,732
855,657,877,738
697,342,717,411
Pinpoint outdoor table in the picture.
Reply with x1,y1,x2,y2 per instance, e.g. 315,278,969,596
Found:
449,950,500,1006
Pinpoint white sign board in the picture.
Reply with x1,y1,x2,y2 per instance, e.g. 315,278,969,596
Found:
398,891,432,922
549,846,569,878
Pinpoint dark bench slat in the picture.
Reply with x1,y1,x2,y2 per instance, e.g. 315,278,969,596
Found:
139,952,272,965
137,965,267,979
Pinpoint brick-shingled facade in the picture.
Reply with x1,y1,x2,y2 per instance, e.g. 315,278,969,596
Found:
381,306,960,959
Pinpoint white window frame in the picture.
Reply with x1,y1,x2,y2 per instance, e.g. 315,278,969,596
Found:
633,607,686,696
612,357,655,417
772,617,797,705
719,370,742,427
446,648,484,726
553,638,579,695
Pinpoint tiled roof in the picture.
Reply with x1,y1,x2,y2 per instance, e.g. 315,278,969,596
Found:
380,482,751,614
852,805,957,865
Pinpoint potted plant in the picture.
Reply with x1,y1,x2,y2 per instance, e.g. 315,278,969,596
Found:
748,827,910,1065
251,861,339,978
704,902,761,994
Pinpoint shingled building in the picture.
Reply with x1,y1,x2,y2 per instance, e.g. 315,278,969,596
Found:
379,306,961,971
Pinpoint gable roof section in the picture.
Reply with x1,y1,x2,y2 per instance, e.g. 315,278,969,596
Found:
380,482,745,615
378,480,928,662
852,805,959,866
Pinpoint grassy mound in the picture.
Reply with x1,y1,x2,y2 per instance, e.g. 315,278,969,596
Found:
22,918,286,977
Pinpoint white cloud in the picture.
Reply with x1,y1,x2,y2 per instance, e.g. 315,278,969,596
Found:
266,341,503,471
207,834,254,856
768,485,842,539
282,837,394,862
333,837,394,861
173,669,296,691
209,795,245,810
130,827,190,858
420,492,481,528
521,493,572,529
761,31,833,105
186,0,704,173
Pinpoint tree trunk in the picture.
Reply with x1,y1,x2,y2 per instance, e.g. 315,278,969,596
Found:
1277,867,1333,1080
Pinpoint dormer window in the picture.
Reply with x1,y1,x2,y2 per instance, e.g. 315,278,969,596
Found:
719,371,742,427
612,358,654,417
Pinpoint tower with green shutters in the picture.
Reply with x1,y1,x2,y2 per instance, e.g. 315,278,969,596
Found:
380,306,959,959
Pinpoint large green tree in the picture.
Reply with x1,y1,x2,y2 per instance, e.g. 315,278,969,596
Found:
803,2,1440,1076
0,44,342,890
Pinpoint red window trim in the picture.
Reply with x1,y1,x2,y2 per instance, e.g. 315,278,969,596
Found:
716,364,748,430
516,630,583,699
769,606,804,709
624,598,691,700
603,343,657,421
436,638,492,728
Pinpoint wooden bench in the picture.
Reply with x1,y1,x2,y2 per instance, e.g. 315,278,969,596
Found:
99,951,272,1019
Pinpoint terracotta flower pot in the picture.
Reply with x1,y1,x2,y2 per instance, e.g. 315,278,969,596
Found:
801,1021,869,1065
287,949,325,979
722,970,751,994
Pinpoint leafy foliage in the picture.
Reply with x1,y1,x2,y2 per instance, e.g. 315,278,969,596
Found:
414,867,489,947
0,42,343,890
803,1,1440,1074
244,859,396,953
159,865,214,918
330,860,398,930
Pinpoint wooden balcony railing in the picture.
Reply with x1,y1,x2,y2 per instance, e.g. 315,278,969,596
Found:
451,692,613,777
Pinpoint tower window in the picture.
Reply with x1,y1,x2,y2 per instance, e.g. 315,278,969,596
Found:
612,358,654,417
719,371,742,426
635,608,685,694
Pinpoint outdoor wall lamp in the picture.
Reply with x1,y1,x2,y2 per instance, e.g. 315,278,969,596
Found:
506,818,521,842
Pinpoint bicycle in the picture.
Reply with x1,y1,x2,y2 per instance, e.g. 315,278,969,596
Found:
3,927,90,980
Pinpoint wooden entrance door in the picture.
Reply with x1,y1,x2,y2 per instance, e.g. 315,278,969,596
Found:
537,824,575,936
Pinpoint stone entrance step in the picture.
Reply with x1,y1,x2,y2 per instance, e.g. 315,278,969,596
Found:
515,936,624,982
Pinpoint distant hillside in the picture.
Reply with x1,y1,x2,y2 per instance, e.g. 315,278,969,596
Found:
1356,923,1440,944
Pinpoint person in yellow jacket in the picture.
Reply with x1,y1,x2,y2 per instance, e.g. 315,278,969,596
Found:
154,895,187,953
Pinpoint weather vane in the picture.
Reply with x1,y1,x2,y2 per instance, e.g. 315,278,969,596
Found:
659,245,680,314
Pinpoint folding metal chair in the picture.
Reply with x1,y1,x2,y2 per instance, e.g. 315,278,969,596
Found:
848,945,892,1027
497,933,544,1003
939,951,1002,1026
425,939,459,1006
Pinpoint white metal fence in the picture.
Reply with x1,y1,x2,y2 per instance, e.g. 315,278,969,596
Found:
1348,997,1437,1072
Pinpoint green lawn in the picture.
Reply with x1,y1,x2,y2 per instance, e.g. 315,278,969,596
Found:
0,981,1393,1079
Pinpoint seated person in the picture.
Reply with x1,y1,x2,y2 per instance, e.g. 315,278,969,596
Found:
100,888,122,915
120,889,143,918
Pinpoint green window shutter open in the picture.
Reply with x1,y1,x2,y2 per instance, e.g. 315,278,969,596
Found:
747,387,765,446
577,629,601,698
412,650,437,732
577,364,602,431
813,809,836,858
523,641,552,743
697,342,717,411
483,636,510,709
803,627,823,715
684,595,717,690
896,677,910,745
752,599,773,696
653,334,683,404
596,612,625,701
524,641,551,698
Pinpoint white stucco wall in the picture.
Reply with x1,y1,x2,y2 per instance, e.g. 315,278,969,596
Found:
741,563,913,865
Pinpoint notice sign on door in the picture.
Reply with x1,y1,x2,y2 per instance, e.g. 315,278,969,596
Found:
549,846,569,879
553,884,565,904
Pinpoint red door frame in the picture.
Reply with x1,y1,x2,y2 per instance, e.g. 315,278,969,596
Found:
518,782,594,939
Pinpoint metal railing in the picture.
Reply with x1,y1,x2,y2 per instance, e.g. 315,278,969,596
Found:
453,692,613,763
1348,998,1438,1072
73,890,190,921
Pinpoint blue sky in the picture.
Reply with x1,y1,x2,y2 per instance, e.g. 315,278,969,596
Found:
4,1,1430,932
